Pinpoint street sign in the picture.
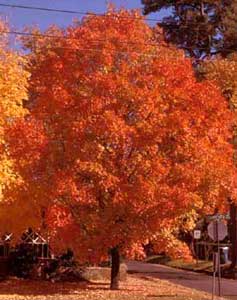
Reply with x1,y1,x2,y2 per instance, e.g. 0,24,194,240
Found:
194,230,201,239
207,218,227,299
208,221,228,242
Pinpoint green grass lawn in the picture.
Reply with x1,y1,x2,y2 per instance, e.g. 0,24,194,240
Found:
145,255,213,273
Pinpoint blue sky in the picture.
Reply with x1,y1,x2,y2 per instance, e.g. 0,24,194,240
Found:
0,0,168,31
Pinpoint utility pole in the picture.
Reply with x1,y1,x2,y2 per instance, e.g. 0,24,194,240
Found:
229,201,237,271
229,100,237,272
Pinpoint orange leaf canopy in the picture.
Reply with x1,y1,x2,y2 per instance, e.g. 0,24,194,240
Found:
7,9,235,260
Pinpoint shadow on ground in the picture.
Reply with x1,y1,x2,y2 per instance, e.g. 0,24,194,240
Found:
0,278,149,296
0,279,105,295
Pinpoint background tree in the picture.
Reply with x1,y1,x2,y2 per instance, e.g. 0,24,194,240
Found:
6,9,235,289
221,0,237,54
0,116,47,236
141,0,237,59
202,55,237,269
142,0,237,269
0,21,29,203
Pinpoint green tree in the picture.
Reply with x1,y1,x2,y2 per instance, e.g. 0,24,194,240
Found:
142,0,237,59
221,0,237,54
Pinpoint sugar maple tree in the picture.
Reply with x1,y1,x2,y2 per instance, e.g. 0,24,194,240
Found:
7,9,235,289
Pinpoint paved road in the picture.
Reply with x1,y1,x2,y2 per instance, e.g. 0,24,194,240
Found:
127,260,237,300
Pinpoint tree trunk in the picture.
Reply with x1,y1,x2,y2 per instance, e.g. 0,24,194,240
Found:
110,247,120,290
229,202,237,269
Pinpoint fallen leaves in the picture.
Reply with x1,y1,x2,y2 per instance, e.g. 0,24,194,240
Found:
0,275,224,300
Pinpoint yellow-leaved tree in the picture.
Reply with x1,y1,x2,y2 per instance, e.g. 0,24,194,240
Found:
0,21,29,202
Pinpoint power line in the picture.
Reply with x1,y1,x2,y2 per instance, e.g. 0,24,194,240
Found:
2,29,233,54
2,30,162,48
0,2,222,27
0,3,161,22
1,30,182,57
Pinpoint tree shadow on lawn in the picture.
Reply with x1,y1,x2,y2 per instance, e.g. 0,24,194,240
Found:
147,295,178,298
0,278,146,296
0,278,107,295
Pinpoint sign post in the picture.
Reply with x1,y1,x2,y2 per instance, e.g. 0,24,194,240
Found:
207,217,228,300
193,230,201,265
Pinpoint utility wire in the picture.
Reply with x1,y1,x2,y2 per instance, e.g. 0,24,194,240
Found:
0,3,222,27
1,29,232,53
0,3,162,22
2,30,180,58
2,30,164,47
